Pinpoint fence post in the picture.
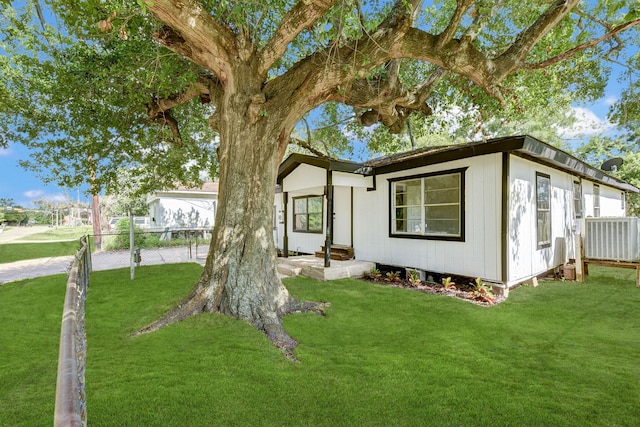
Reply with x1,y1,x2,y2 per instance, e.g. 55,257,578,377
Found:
129,210,135,280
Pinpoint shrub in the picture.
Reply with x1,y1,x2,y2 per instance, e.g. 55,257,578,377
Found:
365,268,382,280
471,277,495,303
104,218,145,250
385,271,401,282
441,276,455,289
407,269,421,286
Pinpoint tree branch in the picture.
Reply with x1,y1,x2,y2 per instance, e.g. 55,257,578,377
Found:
148,0,236,86
525,18,640,70
146,79,213,143
290,137,331,158
155,110,183,145
437,0,475,47
463,0,505,41
258,0,338,76
495,0,580,75
265,0,637,137
148,80,211,114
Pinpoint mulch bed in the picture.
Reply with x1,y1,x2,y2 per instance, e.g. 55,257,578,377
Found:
361,276,506,307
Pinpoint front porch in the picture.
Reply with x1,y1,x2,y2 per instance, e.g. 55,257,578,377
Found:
277,255,375,281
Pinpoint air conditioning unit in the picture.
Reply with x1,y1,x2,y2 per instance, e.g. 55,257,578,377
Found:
584,217,640,262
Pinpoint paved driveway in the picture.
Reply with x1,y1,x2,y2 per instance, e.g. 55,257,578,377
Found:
0,225,52,243
0,226,209,284
0,247,206,285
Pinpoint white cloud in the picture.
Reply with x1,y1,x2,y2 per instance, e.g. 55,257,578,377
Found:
0,147,13,156
557,107,615,139
22,190,67,204
604,95,618,106
23,189,45,199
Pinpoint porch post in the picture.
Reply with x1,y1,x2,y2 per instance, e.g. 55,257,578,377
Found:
283,192,289,258
501,152,510,284
324,170,333,267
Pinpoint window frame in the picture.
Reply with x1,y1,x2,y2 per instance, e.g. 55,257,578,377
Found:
593,184,600,218
292,195,324,234
573,180,582,219
536,172,551,249
389,168,466,242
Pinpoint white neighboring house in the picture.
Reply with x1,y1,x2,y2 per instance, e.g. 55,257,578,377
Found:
147,182,218,230
275,135,639,289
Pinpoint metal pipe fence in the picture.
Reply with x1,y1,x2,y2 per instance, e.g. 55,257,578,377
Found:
90,228,212,270
54,235,91,427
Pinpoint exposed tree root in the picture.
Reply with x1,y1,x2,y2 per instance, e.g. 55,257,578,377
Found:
132,287,208,336
133,290,330,362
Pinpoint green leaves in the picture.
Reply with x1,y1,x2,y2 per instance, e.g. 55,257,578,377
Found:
1,1,218,197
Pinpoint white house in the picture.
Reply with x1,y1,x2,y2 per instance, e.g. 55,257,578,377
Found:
147,182,218,229
275,135,638,288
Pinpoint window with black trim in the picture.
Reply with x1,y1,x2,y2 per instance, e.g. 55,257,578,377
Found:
390,168,465,240
593,184,600,217
536,173,551,248
293,195,323,233
573,181,582,218
621,192,625,211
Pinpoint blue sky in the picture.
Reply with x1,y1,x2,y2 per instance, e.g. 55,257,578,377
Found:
0,143,81,207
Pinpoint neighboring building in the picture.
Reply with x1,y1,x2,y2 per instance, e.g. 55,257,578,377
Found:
147,182,218,229
275,135,638,289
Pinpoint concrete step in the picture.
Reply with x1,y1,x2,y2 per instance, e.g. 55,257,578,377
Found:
277,263,302,277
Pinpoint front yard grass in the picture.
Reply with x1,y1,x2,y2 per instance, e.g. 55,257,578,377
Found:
1,264,638,426
17,226,93,241
0,241,80,264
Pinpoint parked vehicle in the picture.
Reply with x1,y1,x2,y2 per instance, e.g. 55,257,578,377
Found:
106,217,125,232
107,216,151,232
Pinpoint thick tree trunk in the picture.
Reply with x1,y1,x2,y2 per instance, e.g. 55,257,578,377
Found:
91,193,101,249
136,91,327,356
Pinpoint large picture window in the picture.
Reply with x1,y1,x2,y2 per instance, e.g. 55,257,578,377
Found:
536,173,551,248
293,195,323,233
390,168,465,240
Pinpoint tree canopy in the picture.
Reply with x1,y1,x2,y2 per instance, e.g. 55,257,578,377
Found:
1,0,638,194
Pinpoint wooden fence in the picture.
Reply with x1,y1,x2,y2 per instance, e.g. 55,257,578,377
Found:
54,235,91,427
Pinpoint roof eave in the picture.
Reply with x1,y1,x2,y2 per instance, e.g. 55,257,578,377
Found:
277,153,364,183
517,136,639,193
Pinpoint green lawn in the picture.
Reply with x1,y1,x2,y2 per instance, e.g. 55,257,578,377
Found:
0,227,93,263
17,226,93,241
1,265,639,426
0,241,80,264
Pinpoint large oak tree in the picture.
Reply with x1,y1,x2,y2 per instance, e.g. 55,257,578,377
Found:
2,0,639,354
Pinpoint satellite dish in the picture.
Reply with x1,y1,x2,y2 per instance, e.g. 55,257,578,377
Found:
601,157,623,172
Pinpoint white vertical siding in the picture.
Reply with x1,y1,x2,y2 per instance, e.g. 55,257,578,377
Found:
283,186,326,254
353,154,502,282
283,164,326,192
150,196,216,228
281,164,327,254
599,185,626,217
469,155,626,286
581,180,625,218
507,156,578,284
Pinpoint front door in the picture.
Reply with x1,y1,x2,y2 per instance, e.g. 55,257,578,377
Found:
332,186,352,247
